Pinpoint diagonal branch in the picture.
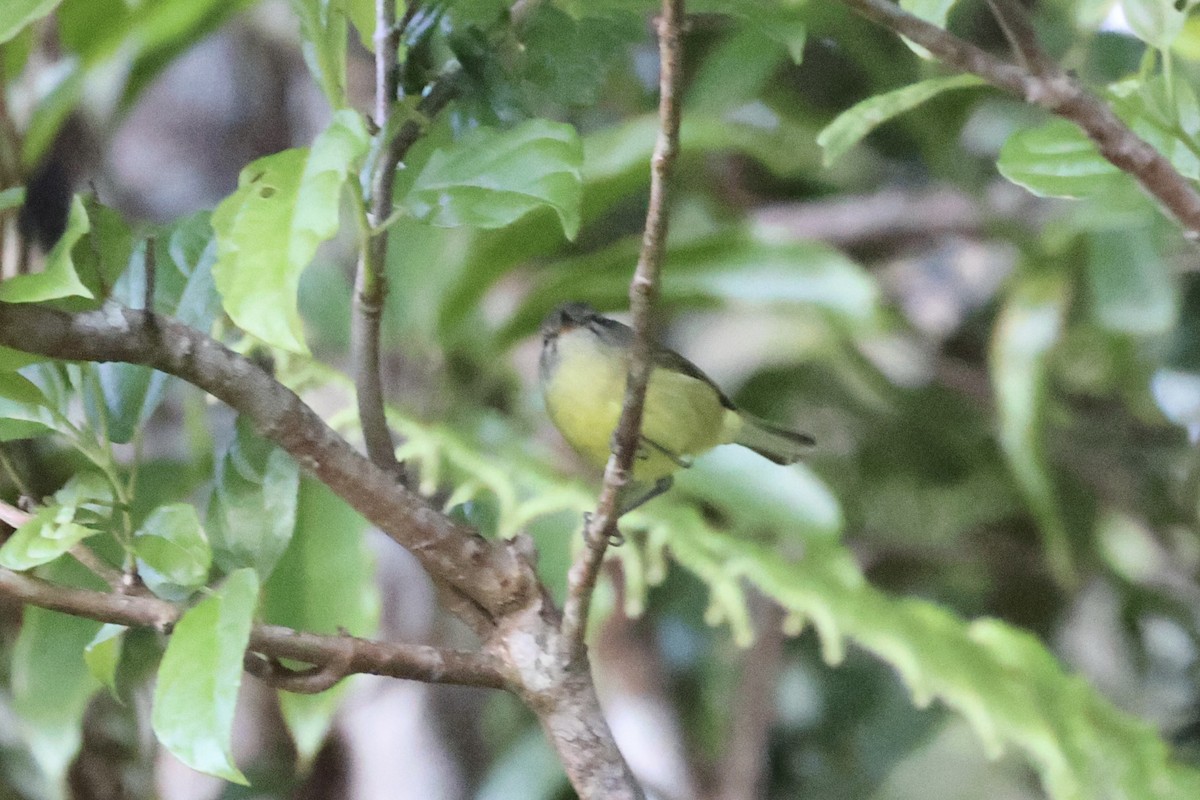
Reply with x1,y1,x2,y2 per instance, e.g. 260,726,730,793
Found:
0,565,507,688
0,303,535,629
835,0,1200,237
560,0,686,661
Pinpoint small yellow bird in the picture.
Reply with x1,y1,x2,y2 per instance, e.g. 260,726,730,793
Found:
539,302,814,514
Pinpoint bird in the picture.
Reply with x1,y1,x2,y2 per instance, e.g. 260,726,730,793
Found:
538,302,815,515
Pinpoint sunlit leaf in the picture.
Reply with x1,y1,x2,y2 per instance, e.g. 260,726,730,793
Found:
0,505,96,571
818,75,985,166
0,195,93,302
289,0,349,108
405,119,584,240
1123,0,1187,48
152,568,258,785
0,0,61,45
212,110,369,353
263,478,378,763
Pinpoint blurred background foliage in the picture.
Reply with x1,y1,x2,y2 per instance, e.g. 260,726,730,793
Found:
3,0,1200,798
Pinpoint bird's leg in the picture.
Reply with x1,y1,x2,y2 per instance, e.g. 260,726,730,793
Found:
640,436,693,469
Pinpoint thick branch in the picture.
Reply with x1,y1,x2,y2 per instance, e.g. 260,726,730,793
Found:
560,0,686,660
836,0,1200,236
0,566,507,688
0,303,536,626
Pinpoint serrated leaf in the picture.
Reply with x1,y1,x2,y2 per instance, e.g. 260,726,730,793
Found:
0,195,93,302
207,418,299,578
405,119,584,240
134,503,212,601
84,623,128,699
0,0,62,45
997,118,1125,197
11,597,101,786
990,270,1075,585
212,110,369,354
152,568,258,785
263,478,378,762
818,75,985,166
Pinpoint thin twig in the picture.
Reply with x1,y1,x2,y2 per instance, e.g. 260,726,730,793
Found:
351,0,407,480
560,0,686,662
0,565,508,688
836,0,1200,237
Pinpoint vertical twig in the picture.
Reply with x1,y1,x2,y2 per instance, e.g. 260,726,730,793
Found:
352,0,407,479
560,0,686,661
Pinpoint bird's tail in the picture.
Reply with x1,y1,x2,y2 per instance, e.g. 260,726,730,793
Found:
734,415,815,465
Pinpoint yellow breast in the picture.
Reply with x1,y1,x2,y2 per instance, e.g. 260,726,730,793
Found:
542,328,741,482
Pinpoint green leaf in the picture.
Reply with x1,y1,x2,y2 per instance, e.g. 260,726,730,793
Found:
152,568,259,786
0,372,48,406
1086,227,1177,335
0,0,61,45
263,478,378,763
0,505,96,571
405,119,584,240
98,213,220,443
0,186,25,211
518,5,644,107
0,195,93,302
289,0,349,108
20,61,84,166
206,418,300,578
11,600,100,786
1123,0,1187,48
818,75,985,166
990,270,1075,585
899,0,960,56
134,503,212,601
84,623,128,699
997,118,1125,198
212,110,370,354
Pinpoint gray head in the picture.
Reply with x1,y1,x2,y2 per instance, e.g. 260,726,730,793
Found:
539,302,632,380
540,302,602,342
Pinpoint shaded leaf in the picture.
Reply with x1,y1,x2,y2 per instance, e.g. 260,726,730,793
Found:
997,118,1125,197
134,503,212,601
84,623,128,699
405,119,584,240
212,110,369,353
289,0,349,108
263,478,378,762
818,75,985,166
1086,226,1177,335
207,418,299,578
0,195,92,302
152,568,258,785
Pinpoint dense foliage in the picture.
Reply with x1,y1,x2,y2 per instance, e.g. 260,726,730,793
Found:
3,0,1200,798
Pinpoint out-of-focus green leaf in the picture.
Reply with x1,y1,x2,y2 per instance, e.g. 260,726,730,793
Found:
1085,226,1177,335
0,0,61,45
0,505,96,571
264,478,378,763
0,195,92,302
997,118,1125,197
692,0,807,63
405,119,584,240
1123,0,1187,48
212,110,369,354
11,560,101,788
289,0,349,108
990,270,1075,585
152,568,258,786
1109,77,1200,180
818,75,985,166
98,213,219,443
0,186,25,210
206,418,299,579
84,623,127,699
134,503,212,601
476,728,569,800
899,0,960,56
20,61,84,166
518,5,643,107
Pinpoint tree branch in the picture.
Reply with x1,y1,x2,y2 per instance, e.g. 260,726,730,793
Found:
836,0,1200,237
0,565,507,688
560,0,686,662
0,303,536,627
